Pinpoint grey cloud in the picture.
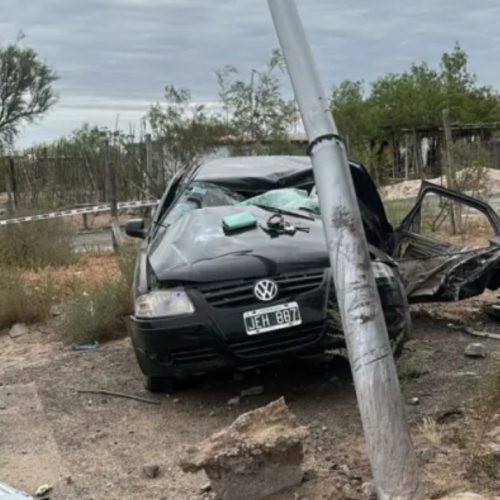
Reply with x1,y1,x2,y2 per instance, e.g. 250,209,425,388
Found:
1,0,500,147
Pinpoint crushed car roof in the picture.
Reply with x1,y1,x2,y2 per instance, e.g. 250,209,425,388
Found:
195,156,316,193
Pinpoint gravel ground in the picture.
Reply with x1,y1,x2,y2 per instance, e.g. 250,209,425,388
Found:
0,303,499,499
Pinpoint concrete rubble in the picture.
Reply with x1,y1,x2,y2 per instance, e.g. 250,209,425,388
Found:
179,397,308,500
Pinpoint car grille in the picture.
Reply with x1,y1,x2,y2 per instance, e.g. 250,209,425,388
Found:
228,322,325,358
157,346,220,367
196,269,326,308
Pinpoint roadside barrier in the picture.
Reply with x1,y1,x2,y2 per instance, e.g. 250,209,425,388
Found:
0,200,159,226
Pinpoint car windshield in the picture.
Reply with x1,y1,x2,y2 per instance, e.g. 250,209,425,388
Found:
160,182,320,228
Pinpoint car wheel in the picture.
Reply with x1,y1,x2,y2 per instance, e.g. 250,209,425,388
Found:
326,264,411,357
144,375,177,393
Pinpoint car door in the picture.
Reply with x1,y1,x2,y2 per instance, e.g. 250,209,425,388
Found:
393,181,500,302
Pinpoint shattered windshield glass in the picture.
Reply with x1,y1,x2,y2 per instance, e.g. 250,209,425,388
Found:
242,188,320,215
161,181,243,227
161,183,320,229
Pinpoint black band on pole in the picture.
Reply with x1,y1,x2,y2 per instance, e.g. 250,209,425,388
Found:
306,133,345,156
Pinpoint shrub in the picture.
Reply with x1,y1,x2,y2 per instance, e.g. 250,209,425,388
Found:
59,279,132,344
0,219,76,269
0,268,53,329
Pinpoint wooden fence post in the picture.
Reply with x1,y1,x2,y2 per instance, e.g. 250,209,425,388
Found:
442,109,461,234
145,133,152,197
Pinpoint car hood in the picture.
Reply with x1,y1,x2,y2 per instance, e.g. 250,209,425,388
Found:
148,205,331,283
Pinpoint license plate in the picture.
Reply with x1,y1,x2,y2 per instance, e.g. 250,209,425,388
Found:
243,302,302,335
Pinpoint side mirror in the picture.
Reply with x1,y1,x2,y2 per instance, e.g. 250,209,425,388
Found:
125,218,146,239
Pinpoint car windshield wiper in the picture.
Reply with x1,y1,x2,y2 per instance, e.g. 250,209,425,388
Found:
250,203,315,221
297,206,319,216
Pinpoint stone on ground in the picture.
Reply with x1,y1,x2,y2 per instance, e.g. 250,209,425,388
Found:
464,343,486,358
179,397,308,500
9,323,29,339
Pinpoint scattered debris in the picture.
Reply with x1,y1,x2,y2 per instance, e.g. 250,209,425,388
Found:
74,388,160,405
9,323,29,339
483,302,500,323
0,399,6,410
142,464,160,479
240,385,264,397
179,398,308,500
226,396,240,406
71,341,99,351
448,323,500,341
435,407,464,424
34,484,52,497
464,343,487,358
200,482,212,493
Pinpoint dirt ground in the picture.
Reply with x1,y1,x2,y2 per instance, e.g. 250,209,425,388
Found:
1,300,499,499
381,167,500,200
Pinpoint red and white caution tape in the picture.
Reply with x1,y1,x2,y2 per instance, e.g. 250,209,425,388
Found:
0,200,158,226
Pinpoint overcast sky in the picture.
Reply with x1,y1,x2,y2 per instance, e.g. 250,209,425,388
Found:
2,0,500,148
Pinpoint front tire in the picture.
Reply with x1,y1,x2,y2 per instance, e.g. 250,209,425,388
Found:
144,375,178,393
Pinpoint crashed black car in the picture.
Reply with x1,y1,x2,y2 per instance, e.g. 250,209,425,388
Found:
126,156,500,391
126,156,411,391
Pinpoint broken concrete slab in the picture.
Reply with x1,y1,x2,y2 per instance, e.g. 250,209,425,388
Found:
179,397,308,500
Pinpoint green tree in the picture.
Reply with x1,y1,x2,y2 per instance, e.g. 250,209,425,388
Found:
331,44,500,181
216,50,298,153
0,42,58,147
146,85,227,194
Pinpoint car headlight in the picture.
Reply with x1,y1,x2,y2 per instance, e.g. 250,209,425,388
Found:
135,289,195,318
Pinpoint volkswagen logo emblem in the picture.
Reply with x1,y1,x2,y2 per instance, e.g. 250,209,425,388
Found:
254,279,279,302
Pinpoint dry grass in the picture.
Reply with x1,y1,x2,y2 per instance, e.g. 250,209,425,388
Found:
55,250,136,344
0,268,53,329
59,279,132,344
0,219,76,269
22,253,122,302
417,417,443,445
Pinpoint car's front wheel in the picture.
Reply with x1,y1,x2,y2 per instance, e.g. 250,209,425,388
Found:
144,375,178,393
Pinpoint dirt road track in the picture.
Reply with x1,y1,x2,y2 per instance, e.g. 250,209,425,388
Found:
1,309,499,499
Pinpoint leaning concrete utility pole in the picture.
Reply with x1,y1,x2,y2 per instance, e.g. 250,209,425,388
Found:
267,1,421,498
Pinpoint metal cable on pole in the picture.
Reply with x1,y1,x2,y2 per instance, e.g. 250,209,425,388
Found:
267,1,421,498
